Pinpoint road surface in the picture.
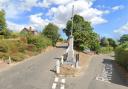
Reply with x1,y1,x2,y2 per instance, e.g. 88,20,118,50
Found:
0,45,127,89
66,55,128,89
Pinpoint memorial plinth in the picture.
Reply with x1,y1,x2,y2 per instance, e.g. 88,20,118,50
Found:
65,36,76,66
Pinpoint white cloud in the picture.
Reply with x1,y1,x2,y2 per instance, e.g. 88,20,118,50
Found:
29,13,49,27
47,0,107,27
1,0,108,32
7,21,27,32
112,5,124,11
114,23,128,35
7,21,39,32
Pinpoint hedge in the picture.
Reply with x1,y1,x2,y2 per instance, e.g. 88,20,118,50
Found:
98,46,113,54
115,42,128,70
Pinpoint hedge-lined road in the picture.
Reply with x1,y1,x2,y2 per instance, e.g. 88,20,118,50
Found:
0,44,127,89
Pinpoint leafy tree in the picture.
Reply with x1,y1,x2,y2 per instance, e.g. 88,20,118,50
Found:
63,14,100,51
63,15,92,38
0,10,10,37
100,37,109,47
119,34,128,44
107,38,117,48
43,23,59,46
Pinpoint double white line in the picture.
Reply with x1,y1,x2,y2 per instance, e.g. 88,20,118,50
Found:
52,77,66,89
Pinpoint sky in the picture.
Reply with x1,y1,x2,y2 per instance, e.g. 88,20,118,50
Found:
0,0,128,39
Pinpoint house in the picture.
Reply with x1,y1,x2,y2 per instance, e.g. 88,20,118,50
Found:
20,27,38,35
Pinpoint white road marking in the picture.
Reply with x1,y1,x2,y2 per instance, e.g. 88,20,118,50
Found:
60,84,65,89
54,77,59,82
61,79,65,84
52,83,57,89
96,63,113,83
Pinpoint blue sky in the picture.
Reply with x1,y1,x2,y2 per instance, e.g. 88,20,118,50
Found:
0,0,128,39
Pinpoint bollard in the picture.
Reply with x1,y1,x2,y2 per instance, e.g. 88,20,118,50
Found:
56,59,60,74
61,56,64,64
75,54,79,68
8,56,11,64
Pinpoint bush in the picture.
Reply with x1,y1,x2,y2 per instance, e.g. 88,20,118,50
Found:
27,35,52,50
27,44,39,52
0,42,8,52
11,53,26,62
115,42,128,70
98,46,113,54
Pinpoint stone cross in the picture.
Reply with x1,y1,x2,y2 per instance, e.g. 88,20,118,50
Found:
66,36,75,66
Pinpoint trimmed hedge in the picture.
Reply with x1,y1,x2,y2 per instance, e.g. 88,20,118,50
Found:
115,42,128,70
98,46,113,54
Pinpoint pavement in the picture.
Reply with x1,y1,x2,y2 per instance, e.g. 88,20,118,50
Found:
0,44,127,89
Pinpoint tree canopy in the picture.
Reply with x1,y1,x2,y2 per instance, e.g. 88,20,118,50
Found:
119,34,128,44
100,37,109,47
107,38,117,48
43,23,59,46
0,10,10,38
63,14,100,51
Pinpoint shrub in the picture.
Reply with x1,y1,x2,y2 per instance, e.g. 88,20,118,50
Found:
115,42,128,70
0,42,8,52
11,53,26,62
98,46,113,54
27,44,39,52
27,35,52,50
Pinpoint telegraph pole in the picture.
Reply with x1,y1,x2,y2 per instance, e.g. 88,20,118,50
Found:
71,4,74,36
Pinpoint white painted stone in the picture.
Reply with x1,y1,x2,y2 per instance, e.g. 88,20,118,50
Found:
61,56,64,64
52,83,57,89
54,77,59,82
8,56,11,64
56,59,60,74
61,79,65,83
60,84,65,89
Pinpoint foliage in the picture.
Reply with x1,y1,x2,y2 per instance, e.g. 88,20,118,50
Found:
27,35,52,51
119,34,128,44
10,32,20,38
100,37,109,47
115,42,128,70
0,10,10,38
98,46,113,54
43,23,59,46
107,38,117,48
63,14,100,51
58,37,64,42
0,41,8,52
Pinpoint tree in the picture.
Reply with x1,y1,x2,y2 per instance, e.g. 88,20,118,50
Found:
100,37,109,47
0,10,10,37
43,23,59,46
63,15,92,38
63,14,100,51
107,38,117,48
119,34,128,44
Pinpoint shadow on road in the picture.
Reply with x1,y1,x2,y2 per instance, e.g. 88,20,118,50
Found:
102,59,127,87
55,45,68,49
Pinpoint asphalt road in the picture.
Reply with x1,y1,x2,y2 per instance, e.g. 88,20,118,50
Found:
0,45,66,89
0,44,127,89
66,55,128,89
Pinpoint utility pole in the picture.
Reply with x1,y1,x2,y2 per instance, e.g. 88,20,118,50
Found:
71,4,74,36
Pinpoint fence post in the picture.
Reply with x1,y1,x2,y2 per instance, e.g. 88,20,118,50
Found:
75,54,79,68
61,56,64,64
56,59,60,74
